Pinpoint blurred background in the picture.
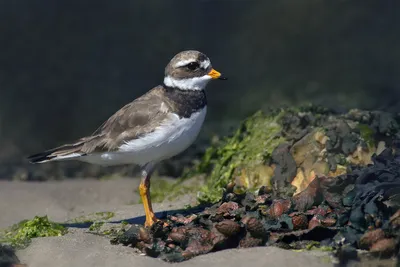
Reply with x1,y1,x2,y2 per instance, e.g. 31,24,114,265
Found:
0,0,399,180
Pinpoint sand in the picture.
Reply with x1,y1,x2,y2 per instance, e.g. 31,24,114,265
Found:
0,178,333,267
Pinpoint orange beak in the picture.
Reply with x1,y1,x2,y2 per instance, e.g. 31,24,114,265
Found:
208,68,227,80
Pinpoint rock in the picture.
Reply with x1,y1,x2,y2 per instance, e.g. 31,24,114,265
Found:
308,216,322,230
1,175,335,267
358,229,385,250
290,213,308,230
389,210,400,228
320,217,336,227
239,234,263,248
242,217,267,238
167,227,188,244
369,238,398,257
188,107,400,203
0,244,21,267
216,202,240,216
215,220,241,237
269,199,291,218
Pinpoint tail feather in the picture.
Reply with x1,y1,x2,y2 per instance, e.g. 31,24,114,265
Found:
27,143,86,164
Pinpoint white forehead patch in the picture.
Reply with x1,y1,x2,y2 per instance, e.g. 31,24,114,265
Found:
164,75,212,90
200,59,211,69
174,59,194,68
174,59,211,69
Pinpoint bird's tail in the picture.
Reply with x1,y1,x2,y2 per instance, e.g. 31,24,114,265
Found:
27,142,86,164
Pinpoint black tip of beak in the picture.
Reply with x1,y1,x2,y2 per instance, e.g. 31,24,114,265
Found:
218,76,228,80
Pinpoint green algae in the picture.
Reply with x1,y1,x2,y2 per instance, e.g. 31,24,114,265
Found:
66,211,115,224
357,124,376,149
136,177,204,204
99,173,123,180
95,211,115,220
160,105,384,204
0,216,67,249
134,107,287,205
88,221,130,236
305,241,333,252
88,221,105,232
147,178,185,203
189,111,286,203
291,241,334,253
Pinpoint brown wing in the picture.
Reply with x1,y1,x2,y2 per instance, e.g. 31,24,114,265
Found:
81,86,171,153
28,86,171,163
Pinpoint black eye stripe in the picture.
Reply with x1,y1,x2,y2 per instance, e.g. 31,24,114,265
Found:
186,62,200,70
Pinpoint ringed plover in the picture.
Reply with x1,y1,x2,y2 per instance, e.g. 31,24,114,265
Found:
27,50,226,227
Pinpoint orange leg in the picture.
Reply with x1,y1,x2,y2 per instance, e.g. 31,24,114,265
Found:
139,164,160,227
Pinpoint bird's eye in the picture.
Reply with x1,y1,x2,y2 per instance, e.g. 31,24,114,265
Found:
186,62,199,70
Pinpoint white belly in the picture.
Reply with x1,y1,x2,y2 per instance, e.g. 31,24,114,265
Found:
79,107,207,166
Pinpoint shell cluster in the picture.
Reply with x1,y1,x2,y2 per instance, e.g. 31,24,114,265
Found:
112,148,400,263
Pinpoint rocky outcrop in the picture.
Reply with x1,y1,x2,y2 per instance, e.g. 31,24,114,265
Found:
187,106,400,203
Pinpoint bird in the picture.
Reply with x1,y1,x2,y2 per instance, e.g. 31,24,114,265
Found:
27,50,226,227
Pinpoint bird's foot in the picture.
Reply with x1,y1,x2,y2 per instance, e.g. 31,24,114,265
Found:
144,215,169,228
144,216,160,228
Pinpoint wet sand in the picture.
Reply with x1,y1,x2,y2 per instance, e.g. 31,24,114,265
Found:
0,178,333,267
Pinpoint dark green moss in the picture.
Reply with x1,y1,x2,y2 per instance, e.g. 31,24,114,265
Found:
0,216,67,249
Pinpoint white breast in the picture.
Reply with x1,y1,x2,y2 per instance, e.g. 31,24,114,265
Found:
80,107,207,166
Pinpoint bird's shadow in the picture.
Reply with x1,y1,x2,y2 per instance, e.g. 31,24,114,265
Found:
61,204,212,229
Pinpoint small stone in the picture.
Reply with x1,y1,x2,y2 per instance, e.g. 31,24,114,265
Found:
291,214,308,230
187,227,212,241
243,217,267,238
216,202,239,216
308,215,322,229
139,227,151,243
389,210,400,228
136,241,148,251
269,199,291,218
292,178,320,211
215,220,241,236
181,250,195,260
306,206,328,217
169,232,187,244
185,239,213,256
359,229,386,250
374,219,382,228
255,194,270,204
114,224,144,246
210,229,228,248
168,227,188,244
239,235,263,248
268,232,280,243
169,214,197,225
370,238,397,257
321,217,337,227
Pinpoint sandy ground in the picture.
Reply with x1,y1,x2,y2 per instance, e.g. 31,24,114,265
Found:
0,178,334,267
